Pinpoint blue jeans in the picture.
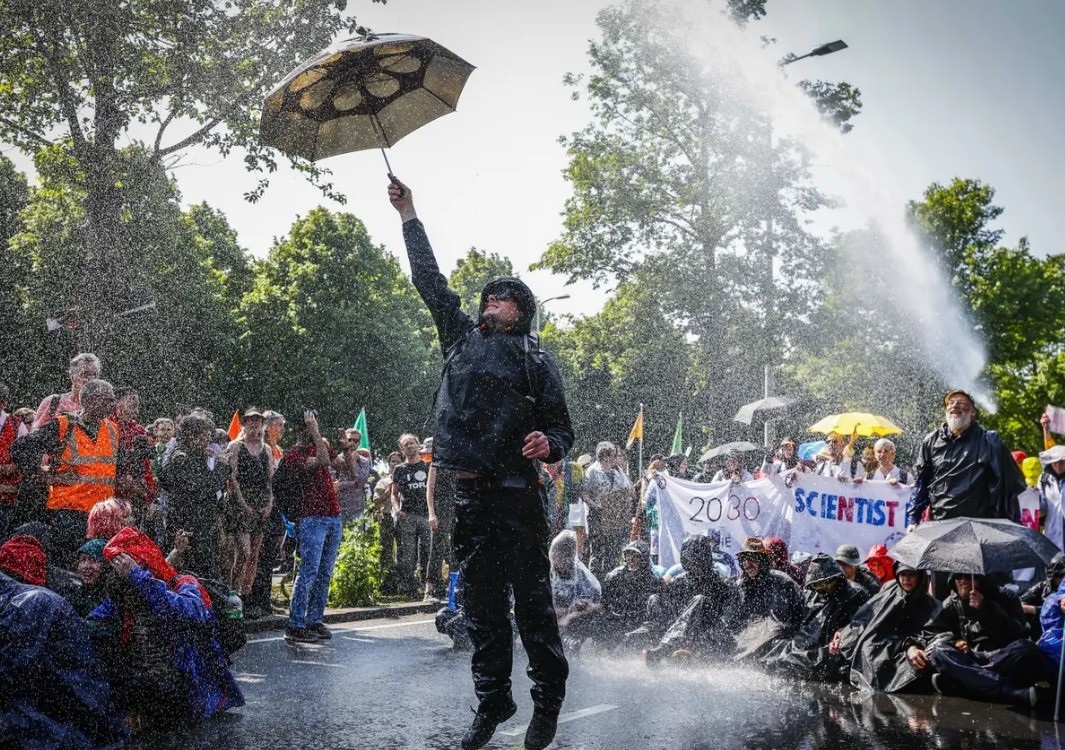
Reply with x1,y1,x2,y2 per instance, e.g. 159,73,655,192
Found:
288,515,343,629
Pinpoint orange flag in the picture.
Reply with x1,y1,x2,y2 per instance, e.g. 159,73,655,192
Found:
227,410,241,441
625,406,644,449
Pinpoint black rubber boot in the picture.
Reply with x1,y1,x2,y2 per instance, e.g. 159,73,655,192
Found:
461,697,517,750
524,707,560,750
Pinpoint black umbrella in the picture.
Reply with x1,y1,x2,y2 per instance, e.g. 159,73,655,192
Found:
733,395,801,425
260,30,475,172
891,517,1060,574
698,441,762,463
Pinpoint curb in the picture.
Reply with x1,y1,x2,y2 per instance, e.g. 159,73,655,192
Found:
244,601,440,634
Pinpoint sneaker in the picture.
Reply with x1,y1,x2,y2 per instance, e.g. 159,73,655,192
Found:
284,627,319,644
308,623,332,640
524,707,560,750
1001,686,1037,708
461,697,517,750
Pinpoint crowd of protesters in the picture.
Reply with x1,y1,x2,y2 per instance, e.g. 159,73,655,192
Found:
8,345,1065,747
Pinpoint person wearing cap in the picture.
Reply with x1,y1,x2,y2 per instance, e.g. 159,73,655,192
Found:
223,407,274,601
834,544,881,596
390,178,575,750
763,553,870,680
907,391,1025,593
730,537,804,636
829,561,942,693
0,534,126,748
599,540,663,645
69,537,109,616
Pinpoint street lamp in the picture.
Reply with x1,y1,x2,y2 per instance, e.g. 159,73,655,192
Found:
535,294,570,334
762,39,848,448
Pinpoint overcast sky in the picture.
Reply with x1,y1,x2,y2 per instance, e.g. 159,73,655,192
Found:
8,1,1062,321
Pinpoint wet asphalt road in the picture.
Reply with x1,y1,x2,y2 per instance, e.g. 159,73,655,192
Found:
130,614,1065,750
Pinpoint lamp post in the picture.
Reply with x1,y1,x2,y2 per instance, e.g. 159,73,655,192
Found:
762,39,848,448
535,294,570,334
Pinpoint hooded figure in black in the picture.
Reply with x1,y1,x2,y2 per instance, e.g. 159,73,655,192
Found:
390,179,575,750
599,540,662,642
730,537,804,635
833,561,941,693
762,553,870,680
637,534,738,662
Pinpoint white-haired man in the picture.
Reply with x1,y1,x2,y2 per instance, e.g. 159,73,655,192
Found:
32,352,102,430
859,438,911,486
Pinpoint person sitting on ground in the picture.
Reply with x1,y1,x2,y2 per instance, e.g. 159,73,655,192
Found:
764,536,803,585
4,522,80,599
921,572,1047,706
730,537,804,636
68,538,109,617
863,544,895,586
549,530,603,654
598,540,663,646
87,527,244,728
0,534,126,749
829,561,942,693
762,553,870,681
834,544,882,596
711,452,754,484
639,534,737,664
1021,557,1065,636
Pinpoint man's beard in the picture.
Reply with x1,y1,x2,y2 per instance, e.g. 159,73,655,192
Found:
479,311,506,332
947,413,973,432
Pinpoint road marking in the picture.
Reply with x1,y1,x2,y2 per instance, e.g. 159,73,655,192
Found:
341,636,374,643
291,660,348,668
246,618,434,644
498,704,619,737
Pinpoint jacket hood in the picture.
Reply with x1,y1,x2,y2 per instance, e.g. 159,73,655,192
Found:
764,537,790,569
680,534,718,579
104,526,178,585
622,540,651,568
478,277,536,334
0,535,47,586
804,553,845,588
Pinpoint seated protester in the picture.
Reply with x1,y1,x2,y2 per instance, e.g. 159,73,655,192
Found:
599,540,663,644
864,544,896,586
0,535,126,750
85,496,133,540
729,537,804,639
5,521,80,599
69,538,108,617
1021,558,1065,636
829,561,942,693
88,527,244,727
922,572,1049,706
762,553,871,681
549,530,603,653
764,536,803,585
834,544,882,596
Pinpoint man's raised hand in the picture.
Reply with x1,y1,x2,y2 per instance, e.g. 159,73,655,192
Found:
388,176,417,222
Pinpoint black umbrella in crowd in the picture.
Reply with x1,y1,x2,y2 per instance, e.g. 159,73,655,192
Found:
891,517,1059,574
260,29,475,173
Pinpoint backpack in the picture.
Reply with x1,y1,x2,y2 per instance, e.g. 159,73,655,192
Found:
192,575,246,658
271,456,304,521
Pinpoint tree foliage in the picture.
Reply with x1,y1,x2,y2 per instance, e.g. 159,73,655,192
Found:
448,247,515,316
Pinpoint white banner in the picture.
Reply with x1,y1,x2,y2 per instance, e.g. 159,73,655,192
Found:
658,473,911,570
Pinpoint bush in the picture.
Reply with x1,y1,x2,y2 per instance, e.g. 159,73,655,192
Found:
328,514,383,608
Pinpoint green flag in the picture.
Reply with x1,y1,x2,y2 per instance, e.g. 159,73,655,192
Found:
352,408,371,451
670,412,683,455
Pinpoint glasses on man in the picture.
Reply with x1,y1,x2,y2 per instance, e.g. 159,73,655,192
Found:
487,287,515,301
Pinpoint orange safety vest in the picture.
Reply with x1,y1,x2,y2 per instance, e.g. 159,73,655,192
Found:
47,415,118,513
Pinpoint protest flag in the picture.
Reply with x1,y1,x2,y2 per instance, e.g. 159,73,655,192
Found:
670,412,683,455
625,405,644,450
353,408,371,451
227,410,241,441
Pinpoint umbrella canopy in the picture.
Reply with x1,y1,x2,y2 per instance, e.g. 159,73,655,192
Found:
797,440,827,462
733,395,802,425
891,517,1060,574
699,441,762,463
260,32,475,162
808,412,903,437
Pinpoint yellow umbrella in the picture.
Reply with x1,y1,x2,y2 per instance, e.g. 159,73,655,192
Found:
808,412,903,437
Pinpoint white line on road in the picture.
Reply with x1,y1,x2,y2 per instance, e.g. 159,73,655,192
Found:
341,636,374,643
498,704,619,737
291,660,348,668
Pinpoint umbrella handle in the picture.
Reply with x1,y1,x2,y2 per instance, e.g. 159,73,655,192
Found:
380,148,406,197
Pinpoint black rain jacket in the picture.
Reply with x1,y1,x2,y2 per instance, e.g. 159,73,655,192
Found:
403,220,574,487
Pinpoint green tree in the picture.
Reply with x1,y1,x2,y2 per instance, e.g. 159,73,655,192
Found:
0,0,387,343
238,207,439,444
448,248,515,315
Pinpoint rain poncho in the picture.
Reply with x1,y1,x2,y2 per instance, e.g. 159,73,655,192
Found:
731,552,804,633
1037,574,1065,661
837,569,942,693
0,571,126,750
762,553,870,680
88,527,244,721
931,575,1026,652
601,540,663,632
549,531,601,613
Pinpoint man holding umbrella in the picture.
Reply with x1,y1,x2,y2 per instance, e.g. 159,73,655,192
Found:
389,178,575,750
